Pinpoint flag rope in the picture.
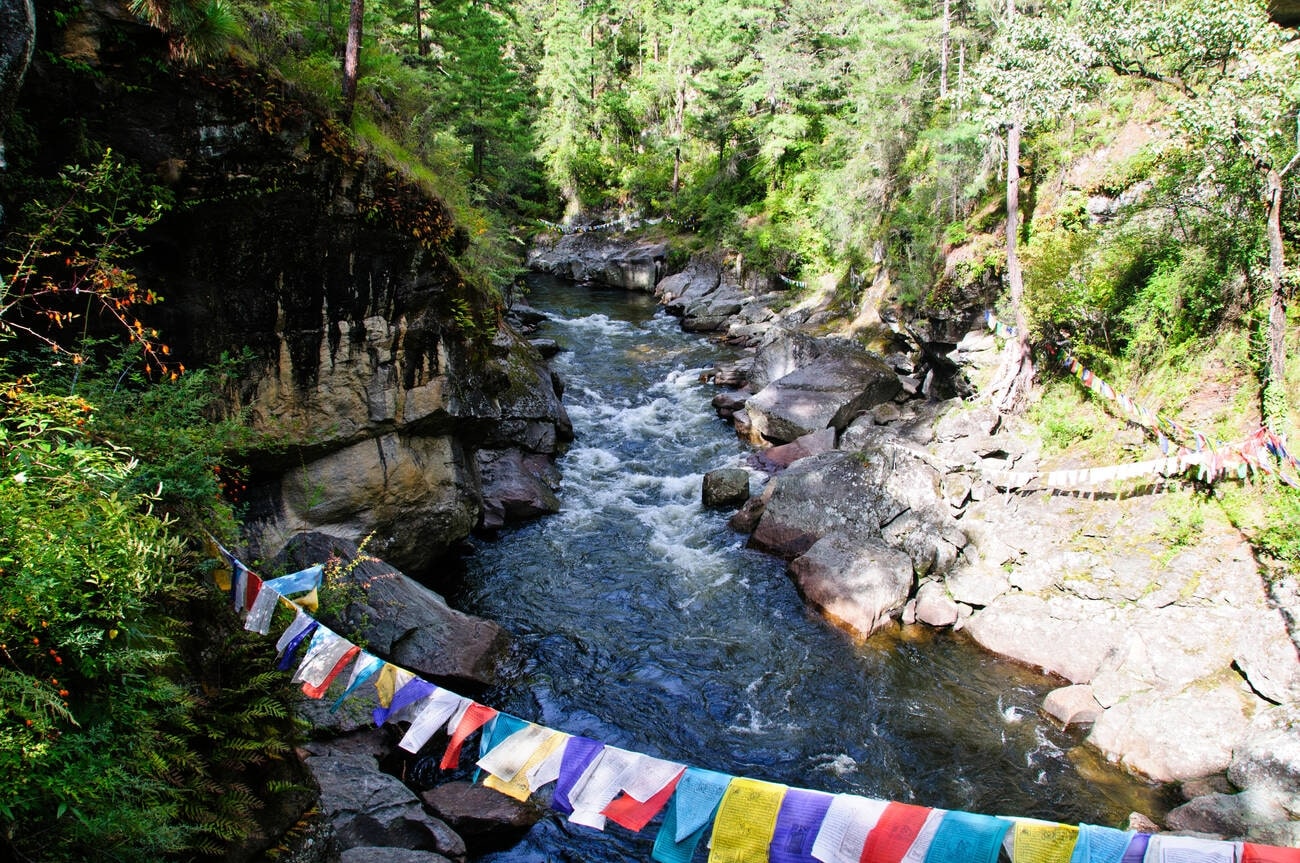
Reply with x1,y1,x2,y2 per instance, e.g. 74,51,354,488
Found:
982,311,1299,488
205,537,1300,863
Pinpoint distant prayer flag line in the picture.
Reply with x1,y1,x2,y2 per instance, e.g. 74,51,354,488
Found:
982,312,1299,488
207,539,1300,862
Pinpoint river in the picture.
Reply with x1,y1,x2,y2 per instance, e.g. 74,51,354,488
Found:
443,274,1168,862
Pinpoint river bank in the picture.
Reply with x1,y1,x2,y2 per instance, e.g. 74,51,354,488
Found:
526,229,1300,846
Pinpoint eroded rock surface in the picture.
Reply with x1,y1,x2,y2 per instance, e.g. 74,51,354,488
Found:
528,231,667,291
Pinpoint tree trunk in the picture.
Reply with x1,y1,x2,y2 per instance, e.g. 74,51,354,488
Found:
1264,166,1289,429
414,0,424,56
341,0,364,123
0,0,35,167
989,119,1035,413
956,41,965,111
987,0,1034,413
940,0,950,100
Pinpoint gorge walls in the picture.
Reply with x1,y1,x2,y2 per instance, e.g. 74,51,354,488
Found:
9,0,569,572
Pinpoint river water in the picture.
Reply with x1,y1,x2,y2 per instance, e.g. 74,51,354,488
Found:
445,275,1167,862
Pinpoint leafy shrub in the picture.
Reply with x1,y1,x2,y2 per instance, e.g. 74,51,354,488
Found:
0,380,301,862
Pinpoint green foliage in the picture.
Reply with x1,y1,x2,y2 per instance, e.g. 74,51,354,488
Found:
2,150,176,376
0,381,187,860
225,0,546,294
129,0,242,62
0,153,298,860
1252,487,1300,565
0,381,301,862
1030,379,1100,453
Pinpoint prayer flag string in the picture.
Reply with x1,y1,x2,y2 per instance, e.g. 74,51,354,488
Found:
983,312,1299,488
205,537,1300,863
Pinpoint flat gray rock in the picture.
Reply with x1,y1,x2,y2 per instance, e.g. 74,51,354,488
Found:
1086,680,1251,782
746,351,901,443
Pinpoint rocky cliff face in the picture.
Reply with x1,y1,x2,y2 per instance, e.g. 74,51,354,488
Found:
11,0,568,572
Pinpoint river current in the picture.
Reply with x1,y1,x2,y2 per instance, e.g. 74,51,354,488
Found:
445,275,1166,862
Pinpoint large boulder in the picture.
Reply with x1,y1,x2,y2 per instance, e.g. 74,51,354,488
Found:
788,534,914,638
306,754,467,859
749,451,902,560
527,232,667,291
748,329,836,392
477,448,561,531
749,450,959,575
278,533,508,686
1085,679,1253,782
681,284,746,332
746,350,901,444
657,255,722,308
263,433,482,577
420,781,545,855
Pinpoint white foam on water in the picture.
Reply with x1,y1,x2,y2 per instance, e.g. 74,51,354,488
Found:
555,312,636,338
812,753,861,776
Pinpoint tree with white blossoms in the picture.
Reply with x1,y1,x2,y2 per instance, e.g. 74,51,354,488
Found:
969,1,1097,413
1081,0,1300,431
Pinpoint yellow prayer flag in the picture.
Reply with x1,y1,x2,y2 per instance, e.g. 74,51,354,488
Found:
206,537,232,591
296,587,320,613
707,777,787,863
373,663,401,708
482,731,568,801
1012,821,1078,863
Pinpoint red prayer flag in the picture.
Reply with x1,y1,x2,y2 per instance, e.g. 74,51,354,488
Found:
1243,844,1300,863
440,702,498,770
301,645,361,699
245,572,263,611
602,768,685,832
859,802,933,863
